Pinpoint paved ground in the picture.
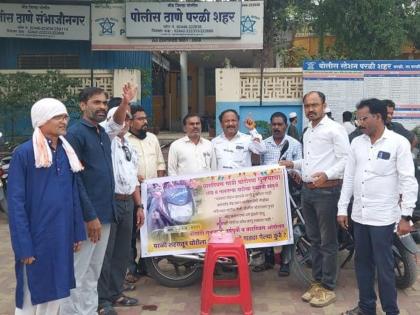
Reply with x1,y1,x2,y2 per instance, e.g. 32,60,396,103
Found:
2,133,420,314
1,212,420,315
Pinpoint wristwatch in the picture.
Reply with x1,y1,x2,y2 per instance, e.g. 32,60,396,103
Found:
135,204,144,209
401,215,412,222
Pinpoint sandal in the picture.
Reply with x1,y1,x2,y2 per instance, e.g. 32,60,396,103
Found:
98,305,117,315
112,295,139,307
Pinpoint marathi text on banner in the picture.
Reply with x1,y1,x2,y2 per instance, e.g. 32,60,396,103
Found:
140,165,293,257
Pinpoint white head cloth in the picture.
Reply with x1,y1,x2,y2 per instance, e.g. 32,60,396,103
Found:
31,98,83,172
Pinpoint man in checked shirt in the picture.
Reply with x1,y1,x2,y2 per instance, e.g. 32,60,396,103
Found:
261,112,302,277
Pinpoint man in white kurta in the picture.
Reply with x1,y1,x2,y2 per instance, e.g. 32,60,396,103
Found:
211,109,266,170
168,114,213,176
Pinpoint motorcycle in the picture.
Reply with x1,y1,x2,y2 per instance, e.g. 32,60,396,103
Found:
143,181,271,287
144,192,418,290
290,195,418,290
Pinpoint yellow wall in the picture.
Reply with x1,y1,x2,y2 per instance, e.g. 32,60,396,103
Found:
293,35,336,55
293,34,419,59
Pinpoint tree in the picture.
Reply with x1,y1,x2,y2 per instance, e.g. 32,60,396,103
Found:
405,1,420,50
316,0,412,59
262,0,314,67
0,71,80,139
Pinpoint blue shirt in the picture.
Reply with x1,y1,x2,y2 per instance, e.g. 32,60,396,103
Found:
66,119,116,224
8,139,86,307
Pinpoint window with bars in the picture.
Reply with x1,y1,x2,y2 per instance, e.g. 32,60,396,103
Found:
18,54,80,69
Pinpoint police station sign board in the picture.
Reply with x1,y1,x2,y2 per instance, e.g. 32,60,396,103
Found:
92,2,263,51
303,60,420,130
125,1,241,38
0,3,89,40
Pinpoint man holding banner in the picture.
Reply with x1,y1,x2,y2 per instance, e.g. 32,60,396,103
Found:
281,91,350,307
211,109,266,170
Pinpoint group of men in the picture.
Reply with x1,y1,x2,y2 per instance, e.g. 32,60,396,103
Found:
279,92,417,315
7,83,162,315
7,87,418,315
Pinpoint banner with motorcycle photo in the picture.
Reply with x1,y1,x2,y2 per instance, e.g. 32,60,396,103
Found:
140,165,293,257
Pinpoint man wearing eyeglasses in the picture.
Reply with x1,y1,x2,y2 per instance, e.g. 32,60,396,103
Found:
280,91,350,308
126,105,166,283
97,102,145,315
338,99,417,315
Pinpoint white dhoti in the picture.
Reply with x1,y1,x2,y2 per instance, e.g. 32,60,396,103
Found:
15,267,62,315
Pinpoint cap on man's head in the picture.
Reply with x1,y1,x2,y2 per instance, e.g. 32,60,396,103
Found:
31,98,68,128
289,112,297,119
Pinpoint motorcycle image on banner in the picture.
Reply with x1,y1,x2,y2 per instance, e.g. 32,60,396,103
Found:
140,165,293,287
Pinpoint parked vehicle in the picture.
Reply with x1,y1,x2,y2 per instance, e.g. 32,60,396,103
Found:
144,242,268,288
143,189,296,288
0,133,8,215
290,196,418,290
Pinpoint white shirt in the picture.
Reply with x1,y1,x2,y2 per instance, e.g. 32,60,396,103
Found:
168,136,213,176
262,135,302,165
111,135,140,195
211,129,266,170
293,115,350,182
338,128,418,226
101,116,124,141
343,121,356,135
127,132,166,180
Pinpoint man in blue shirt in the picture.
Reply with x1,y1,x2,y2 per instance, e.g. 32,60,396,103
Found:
60,83,137,315
8,98,86,315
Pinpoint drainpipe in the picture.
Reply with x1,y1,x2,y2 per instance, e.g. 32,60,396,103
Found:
180,52,188,123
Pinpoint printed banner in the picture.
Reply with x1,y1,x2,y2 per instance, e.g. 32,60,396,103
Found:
0,3,90,40
92,2,263,51
126,2,241,38
303,60,420,129
140,165,293,257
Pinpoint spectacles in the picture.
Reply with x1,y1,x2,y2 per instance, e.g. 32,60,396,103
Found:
121,145,132,161
356,114,373,123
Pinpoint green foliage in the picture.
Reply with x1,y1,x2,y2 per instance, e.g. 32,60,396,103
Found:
0,70,80,112
405,3,420,50
140,68,152,99
0,71,81,138
255,120,271,140
279,46,311,67
265,1,312,39
314,0,413,59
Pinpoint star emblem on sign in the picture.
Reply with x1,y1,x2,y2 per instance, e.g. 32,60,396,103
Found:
241,16,256,33
99,17,115,35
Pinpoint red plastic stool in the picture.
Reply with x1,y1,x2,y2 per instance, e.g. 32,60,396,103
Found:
200,236,253,315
